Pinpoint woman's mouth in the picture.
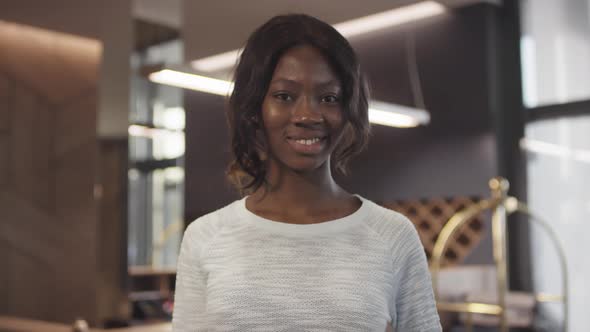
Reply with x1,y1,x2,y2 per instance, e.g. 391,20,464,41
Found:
286,136,327,154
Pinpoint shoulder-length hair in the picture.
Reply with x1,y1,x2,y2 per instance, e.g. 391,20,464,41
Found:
227,14,370,194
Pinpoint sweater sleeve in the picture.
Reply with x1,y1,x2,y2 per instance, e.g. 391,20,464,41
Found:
394,223,442,332
172,223,208,331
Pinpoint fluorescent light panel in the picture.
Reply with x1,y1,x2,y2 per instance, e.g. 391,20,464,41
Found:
192,49,243,72
368,109,418,128
148,69,429,128
191,1,445,72
333,1,445,38
369,100,430,128
128,124,162,138
149,69,234,96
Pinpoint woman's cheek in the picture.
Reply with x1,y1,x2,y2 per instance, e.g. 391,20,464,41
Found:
325,110,345,136
262,103,291,129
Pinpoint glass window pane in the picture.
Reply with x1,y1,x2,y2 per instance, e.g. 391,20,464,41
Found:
521,0,590,107
524,114,590,330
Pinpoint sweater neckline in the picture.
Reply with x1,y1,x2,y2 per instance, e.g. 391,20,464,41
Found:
238,194,370,236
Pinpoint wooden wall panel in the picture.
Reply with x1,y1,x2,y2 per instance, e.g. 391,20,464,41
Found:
1,242,54,319
0,75,9,187
54,94,97,158
0,21,101,105
96,139,129,321
9,83,36,201
0,135,7,186
0,192,61,319
30,101,53,212
0,20,126,326
0,74,8,131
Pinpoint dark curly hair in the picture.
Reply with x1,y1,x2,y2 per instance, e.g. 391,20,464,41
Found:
227,14,370,194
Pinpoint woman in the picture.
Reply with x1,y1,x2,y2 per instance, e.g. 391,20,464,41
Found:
173,14,441,331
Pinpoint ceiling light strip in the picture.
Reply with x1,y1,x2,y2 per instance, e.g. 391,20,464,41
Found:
333,1,445,38
192,49,244,72
149,69,234,96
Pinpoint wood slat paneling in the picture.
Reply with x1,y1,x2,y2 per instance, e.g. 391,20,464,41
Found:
0,135,7,187
54,94,97,158
31,99,53,212
0,74,9,132
0,21,101,104
0,20,125,325
9,83,36,200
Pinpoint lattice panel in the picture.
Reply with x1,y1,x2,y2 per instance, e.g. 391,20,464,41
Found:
383,196,486,267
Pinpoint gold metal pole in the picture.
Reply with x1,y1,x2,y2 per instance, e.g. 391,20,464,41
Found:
436,302,502,315
489,177,509,332
504,197,570,332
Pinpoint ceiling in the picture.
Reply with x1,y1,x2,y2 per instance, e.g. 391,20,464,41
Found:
134,0,500,60
0,0,500,58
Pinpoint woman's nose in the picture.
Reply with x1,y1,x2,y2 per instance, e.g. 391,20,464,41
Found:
291,98,324,125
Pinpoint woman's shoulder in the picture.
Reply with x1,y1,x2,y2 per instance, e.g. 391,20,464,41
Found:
360,196,414,229
359,196,421,250
183,198,244,244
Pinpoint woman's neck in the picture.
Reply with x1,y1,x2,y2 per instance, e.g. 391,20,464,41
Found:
247,160,357,221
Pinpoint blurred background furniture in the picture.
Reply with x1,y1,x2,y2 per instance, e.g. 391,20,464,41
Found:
430,177,569,332
0,316,171,332
128,266,175,323
384,195,486,267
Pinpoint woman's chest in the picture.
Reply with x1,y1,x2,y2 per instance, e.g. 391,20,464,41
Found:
201,234,396,330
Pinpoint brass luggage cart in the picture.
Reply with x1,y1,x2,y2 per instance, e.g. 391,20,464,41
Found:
430,177,569,332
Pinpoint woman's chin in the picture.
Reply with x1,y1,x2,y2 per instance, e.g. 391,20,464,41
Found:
286,159,330,174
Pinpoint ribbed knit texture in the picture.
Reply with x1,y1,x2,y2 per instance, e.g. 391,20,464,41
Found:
172,196,441,331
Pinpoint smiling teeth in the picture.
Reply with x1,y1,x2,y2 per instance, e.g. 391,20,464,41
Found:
296,138,321,145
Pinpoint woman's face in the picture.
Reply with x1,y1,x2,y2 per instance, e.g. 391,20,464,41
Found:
261,45,345,173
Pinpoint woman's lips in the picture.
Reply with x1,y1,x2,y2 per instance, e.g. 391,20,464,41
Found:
286,136,327,154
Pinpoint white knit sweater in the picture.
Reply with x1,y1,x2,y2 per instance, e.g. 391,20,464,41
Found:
172,196,441,331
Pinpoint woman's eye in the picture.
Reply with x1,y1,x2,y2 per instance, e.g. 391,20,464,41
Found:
274,93,293,102
321,95,340,103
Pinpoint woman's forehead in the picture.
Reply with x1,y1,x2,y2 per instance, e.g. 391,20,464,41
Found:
270,45,341,87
